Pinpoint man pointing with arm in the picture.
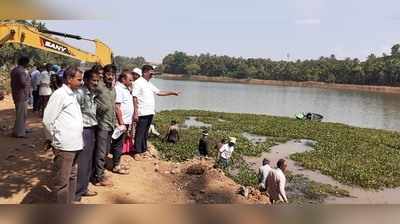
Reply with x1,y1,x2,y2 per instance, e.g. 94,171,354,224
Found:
132,65,181,156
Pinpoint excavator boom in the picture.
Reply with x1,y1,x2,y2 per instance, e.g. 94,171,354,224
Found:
0,22,113,66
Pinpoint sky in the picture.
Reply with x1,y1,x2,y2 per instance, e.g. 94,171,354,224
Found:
38,0,400,63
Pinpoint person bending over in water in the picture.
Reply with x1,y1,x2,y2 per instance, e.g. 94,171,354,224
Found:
163,120,180,144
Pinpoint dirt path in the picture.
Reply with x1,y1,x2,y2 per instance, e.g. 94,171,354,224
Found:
0,95,267,204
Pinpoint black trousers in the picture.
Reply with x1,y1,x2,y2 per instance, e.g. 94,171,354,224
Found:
134,115,153,154
32,90,40,112
52,149,80,204
39,95,50,117
76,126,96,201
111,124,129,167
92,128,112,183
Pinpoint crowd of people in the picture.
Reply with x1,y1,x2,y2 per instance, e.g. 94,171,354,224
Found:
197,132,288,204
9,58,64,139
7,55,288,204
9,56,181,203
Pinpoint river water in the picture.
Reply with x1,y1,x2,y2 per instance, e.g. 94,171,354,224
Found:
164,80,400,204
153,78,400,131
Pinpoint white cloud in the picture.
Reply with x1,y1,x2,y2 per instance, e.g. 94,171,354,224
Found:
295,18,321,25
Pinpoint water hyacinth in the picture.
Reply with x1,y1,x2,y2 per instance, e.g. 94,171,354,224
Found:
152,110,400,190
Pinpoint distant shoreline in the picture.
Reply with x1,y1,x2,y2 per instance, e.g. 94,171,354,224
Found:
158,74,400,94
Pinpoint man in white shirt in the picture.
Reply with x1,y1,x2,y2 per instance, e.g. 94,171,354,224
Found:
30,66,42,112
39,63,53,117
258,158,272,191
218,137,236,168
266,158,288,204
132,65,180,154
43,66,84,204
111,69,134,174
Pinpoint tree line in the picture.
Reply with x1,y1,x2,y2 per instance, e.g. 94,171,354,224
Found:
113,56,147,71
161,46,400,86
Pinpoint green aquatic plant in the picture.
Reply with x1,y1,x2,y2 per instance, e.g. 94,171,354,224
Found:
152,110,400,189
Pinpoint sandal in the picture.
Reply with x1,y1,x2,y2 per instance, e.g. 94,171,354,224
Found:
112,165,130,175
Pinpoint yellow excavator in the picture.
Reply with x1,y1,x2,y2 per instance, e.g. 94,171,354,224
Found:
0,22,113,66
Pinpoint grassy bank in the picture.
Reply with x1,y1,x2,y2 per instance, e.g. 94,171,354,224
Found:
151,110,400,190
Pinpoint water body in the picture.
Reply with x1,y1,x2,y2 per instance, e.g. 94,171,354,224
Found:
153,78,400,131
153,80,400,203
241,132,269,144
182,117,212,129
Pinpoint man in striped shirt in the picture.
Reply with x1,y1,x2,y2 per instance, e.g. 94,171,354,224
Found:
75,69,100,202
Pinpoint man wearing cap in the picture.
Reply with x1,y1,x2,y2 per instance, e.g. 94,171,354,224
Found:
198,130,209,157
132,65,181,155
218,137,236,168
132,68,142,81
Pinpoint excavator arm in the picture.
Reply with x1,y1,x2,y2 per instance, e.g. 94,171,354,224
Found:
0,22,113,66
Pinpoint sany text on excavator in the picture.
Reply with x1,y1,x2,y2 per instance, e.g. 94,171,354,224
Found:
0,22,113,66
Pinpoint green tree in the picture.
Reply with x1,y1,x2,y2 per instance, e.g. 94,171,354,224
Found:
160,43,400,86
391,44,400,56
162,51,190,74
184,63,201,76
114,56,146,70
